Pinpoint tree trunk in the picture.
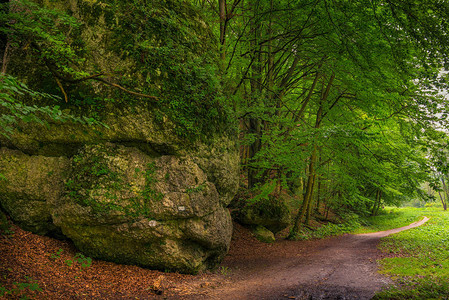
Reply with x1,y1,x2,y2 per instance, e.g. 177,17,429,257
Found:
288,144,318,239
1,0,12,74
247,1,263,189
305,173,317,225
219,0,227,65
248,118,262,189
288,73,335,239
315,152,323,213
441,177,448,211
371,189,382,216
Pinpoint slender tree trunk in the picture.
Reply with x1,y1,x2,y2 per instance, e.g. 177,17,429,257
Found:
305,173,317,225
315,152,323,213
371,189,382,216
288,73,335,239
248,118,262,188
437,190,447,210
289,142,318,238
441,177,448,211
1,0,12,74
247,0,263,189
219,0,227,65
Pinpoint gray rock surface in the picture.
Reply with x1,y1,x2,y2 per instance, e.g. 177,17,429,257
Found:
51,143,234,273
0,147,68,236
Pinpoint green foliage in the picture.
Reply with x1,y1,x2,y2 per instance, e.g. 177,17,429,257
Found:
353,207,422,234
374,279,449,300
65,259,73,267
185,182,206,194
216,266,231,276
0,276,42,299
247,181,277,205
198,0,449,231
50,248,64,261
1,0,234,140
0,0,85,79
47,247,92,270
74,253,92,269
0,74,101,138
104,0,233,139
292,214,362,241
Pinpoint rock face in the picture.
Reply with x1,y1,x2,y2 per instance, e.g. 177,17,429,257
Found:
0,148,68,237
251,225,275,243
0,0,239,273
53,143,233,273
0,108,238,273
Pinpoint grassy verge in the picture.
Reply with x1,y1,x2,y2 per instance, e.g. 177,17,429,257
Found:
301,205,448,298
352,206,428,234
369,206,449,299
296,207,426,240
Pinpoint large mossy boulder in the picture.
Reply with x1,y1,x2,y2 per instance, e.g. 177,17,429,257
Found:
0,0,239,273
0,107,238,273
233,196,291,235
52,143,233,273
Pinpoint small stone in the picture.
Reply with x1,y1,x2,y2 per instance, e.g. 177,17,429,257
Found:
251,225,275,243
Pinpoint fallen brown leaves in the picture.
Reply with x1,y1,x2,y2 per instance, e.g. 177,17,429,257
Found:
0,220,301,300
0,223,213,299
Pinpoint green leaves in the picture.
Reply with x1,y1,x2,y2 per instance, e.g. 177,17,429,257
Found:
0,0,85,79
0,74,105,138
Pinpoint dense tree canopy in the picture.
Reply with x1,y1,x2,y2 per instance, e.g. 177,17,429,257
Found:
2,0,449,236
193,0,449,236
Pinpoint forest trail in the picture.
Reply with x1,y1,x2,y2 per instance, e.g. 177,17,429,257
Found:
179,217,430,300
0,217,429,299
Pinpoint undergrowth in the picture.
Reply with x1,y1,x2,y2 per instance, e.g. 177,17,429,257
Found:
293,213,362,240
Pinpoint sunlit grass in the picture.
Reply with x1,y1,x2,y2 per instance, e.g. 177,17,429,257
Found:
352,206,427,234
369,205,449,299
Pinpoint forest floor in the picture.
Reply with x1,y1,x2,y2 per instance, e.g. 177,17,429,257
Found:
0,217,428,300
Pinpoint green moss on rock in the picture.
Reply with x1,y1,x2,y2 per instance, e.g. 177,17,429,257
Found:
252,225,275,243
51,142,234,273
0,147,68,236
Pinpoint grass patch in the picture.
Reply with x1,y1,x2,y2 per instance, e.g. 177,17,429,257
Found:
352,207,426,234
369,206,449,299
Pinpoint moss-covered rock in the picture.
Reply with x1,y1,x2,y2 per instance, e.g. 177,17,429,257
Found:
51,142,233,273
192,138,239,207
0,103,238,273
5,0,231,141
251,225,275,243
0,147,68,236
0,0,239,274
0,101,181,157
233,196,291,234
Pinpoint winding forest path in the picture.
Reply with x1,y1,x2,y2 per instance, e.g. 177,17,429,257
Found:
180,217,429,300
0,216,429,299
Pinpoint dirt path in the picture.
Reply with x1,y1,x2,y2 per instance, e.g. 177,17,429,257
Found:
0,217,429,299
182,217,429,300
